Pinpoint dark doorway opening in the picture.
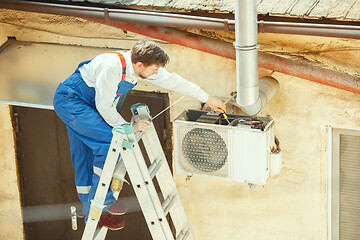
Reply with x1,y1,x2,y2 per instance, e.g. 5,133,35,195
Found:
12,90,171,240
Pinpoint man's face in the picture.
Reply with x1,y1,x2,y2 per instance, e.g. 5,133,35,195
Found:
138,64,160,79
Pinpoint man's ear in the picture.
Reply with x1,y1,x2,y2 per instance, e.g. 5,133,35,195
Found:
135,62,144,69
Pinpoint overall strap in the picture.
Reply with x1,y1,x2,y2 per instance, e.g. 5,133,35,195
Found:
109,51,126,81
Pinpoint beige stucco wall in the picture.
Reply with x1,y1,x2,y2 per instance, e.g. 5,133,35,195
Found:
1,8,360,240
178,73,360,240
0,103,24,240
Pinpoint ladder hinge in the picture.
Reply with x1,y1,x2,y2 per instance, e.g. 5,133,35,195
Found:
122,139,134,149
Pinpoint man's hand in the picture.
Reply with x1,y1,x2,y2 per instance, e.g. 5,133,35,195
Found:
132,120,151,133
206,96,227,113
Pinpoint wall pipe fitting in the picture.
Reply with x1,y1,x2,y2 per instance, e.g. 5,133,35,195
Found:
235,0,279,115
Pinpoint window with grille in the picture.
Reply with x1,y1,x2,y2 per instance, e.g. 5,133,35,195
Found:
328,128,360,240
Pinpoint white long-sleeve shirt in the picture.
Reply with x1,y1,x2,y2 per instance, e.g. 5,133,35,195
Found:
79,50,209,127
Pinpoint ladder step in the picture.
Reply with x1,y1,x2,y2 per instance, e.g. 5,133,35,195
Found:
176,229,190,240
149,158,163,179
162,195,177,216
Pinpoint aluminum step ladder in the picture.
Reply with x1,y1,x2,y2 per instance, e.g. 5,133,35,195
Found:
81,103,195,240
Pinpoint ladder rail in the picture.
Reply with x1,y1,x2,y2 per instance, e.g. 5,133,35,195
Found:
81,134,123,240
142,123,195,240
120,131,174,240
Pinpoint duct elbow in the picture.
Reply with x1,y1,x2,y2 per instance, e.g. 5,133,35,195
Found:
258,76,280,105
240,76,279,116
240,100,261,116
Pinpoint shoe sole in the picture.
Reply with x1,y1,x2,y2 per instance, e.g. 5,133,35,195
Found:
107,226,125,231
106,210,127,216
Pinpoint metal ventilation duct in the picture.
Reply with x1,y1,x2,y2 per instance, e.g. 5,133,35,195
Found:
235,0,279,115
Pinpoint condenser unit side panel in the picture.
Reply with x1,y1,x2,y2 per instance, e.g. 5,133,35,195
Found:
232,130,268,185
266,126,274,178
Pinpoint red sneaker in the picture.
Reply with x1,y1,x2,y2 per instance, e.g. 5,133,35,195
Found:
106,200,128,215
98,213,125,230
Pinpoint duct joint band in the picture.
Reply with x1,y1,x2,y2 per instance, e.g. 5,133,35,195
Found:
233,43,261,51
224,19,229,31
104,8,110,22
259,20,265,33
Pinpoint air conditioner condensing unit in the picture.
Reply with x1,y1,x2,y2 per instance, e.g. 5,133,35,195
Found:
173,110,281,185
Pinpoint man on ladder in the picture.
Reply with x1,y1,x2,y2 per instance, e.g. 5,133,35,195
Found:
53,40,226,230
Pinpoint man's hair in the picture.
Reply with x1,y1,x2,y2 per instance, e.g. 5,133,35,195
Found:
131,40,170,67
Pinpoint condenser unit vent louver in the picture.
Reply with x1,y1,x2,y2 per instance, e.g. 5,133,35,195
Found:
180,126,230,177
174,110,282,185
183,127,228,172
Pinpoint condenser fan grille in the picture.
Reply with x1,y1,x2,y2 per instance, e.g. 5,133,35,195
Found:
182,128,228,172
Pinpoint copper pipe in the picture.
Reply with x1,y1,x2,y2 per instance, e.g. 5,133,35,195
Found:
260,21,360,39
258,52,360,94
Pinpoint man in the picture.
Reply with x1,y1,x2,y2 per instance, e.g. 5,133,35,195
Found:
53,40,226,230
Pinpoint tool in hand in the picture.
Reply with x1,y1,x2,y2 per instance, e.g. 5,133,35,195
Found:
135,95,186,142
222,93,236,126
223,92,237,105
151,95,186,121
222,113,231,125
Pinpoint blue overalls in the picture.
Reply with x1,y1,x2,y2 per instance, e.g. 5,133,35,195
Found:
53,54,136,219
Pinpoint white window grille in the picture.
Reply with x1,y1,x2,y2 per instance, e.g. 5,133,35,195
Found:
328,127,360,240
